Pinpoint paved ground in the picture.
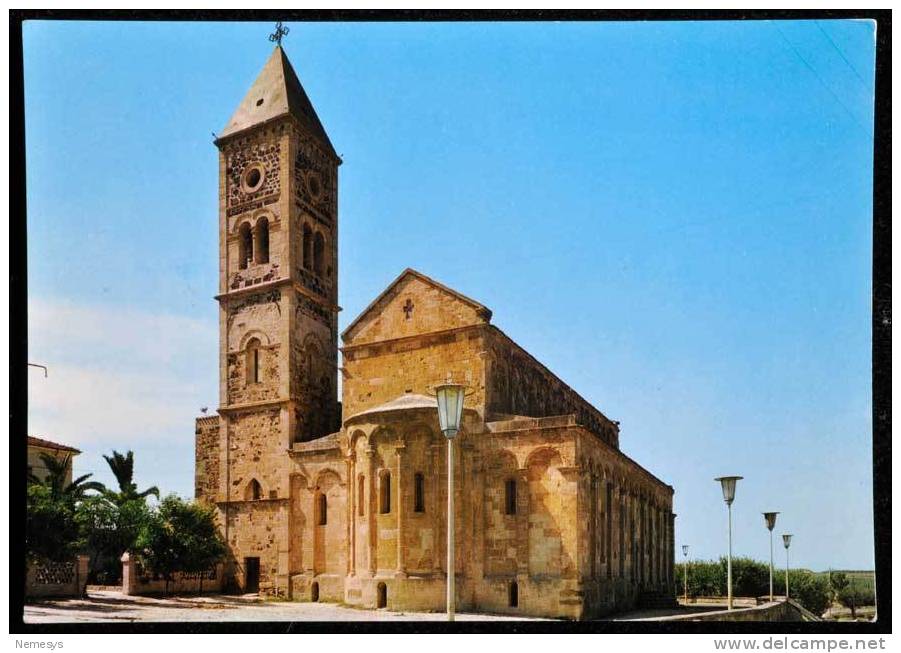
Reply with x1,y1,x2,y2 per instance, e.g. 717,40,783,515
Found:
24,590,547,623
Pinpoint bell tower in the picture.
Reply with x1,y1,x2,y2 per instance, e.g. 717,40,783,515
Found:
215,43,341,461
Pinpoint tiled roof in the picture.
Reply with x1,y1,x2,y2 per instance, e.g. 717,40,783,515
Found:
27,435,81,454
345,393,438,423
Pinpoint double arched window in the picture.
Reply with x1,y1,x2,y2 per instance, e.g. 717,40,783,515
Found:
300,222,328,279
236,218,270,269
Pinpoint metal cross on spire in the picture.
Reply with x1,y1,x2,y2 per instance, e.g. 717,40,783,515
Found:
268,21,289,47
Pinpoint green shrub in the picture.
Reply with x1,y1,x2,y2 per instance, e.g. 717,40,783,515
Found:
675,558,831,616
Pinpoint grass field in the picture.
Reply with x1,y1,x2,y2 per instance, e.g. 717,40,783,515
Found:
817,570,876,593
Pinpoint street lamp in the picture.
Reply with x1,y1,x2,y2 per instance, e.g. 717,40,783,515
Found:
715,475,743,610
681,545,690,603
435,382,466,622
763,512,779,602
782,534,793,601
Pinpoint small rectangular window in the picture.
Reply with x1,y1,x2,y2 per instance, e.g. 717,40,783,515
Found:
318,493,327,525
414,473,425,513
505,478,517,515
380,473,391,514
358,475,365,516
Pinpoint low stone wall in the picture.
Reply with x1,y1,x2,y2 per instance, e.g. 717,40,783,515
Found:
26,556,89,599
659,600,819,622
121,552,224,596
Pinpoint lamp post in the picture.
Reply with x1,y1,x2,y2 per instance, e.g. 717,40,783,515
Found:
763,512,779,602
714,476,743,610
681,545,690,603
782,534,793,601
435,383,466,622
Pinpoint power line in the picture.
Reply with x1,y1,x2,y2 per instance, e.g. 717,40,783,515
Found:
814,20,870,88
772,21,872,139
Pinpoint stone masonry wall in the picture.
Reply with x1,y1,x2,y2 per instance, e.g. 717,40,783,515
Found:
485,327,620,448
342,328,487,420
195,416,220,502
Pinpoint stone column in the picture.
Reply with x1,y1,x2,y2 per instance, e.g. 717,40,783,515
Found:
658,509,665,588
395,442,406,577
121,552,136,596
648,503,660,585
347,453,356,576
669,511,676,591
366,447,377,576
431,442,443,575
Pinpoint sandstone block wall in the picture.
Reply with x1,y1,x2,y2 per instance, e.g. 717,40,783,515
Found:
485,327,620,448
195,416,220,502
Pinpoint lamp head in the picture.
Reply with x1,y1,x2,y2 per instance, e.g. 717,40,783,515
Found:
763,511,779,531
682,544,689,557
782,533,793,549
714,476,743,505
434,383,466,439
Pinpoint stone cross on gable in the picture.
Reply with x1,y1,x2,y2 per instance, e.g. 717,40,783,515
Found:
403,298,414,320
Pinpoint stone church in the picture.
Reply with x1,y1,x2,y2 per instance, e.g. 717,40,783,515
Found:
194,44,675,619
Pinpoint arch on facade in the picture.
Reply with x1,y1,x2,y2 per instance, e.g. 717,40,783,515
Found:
314,467,342,491
526,446,568,577
244,478,262,501
523,445,564,471
237,329,270,350
348,429,369,452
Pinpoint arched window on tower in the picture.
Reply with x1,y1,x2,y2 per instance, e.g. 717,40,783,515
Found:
313,232,325,277
254,217,269,264
238,223,253,270
245,479,262,501
302,224,312,270
245,338,261,385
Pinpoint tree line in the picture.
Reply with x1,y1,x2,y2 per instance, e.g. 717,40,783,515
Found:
674,558,875,617
26,450,225,595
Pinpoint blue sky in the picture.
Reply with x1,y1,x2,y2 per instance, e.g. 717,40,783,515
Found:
24,20,875,571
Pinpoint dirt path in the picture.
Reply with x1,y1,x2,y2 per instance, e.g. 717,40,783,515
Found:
24,590,547,623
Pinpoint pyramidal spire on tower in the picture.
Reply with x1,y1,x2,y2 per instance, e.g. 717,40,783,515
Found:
219,45,336,156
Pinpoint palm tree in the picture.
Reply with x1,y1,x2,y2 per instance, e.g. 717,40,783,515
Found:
102,450,159,505
27,452,106,501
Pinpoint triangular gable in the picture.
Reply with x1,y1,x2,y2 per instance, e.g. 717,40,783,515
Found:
220,46,337,157
341,268,492,346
